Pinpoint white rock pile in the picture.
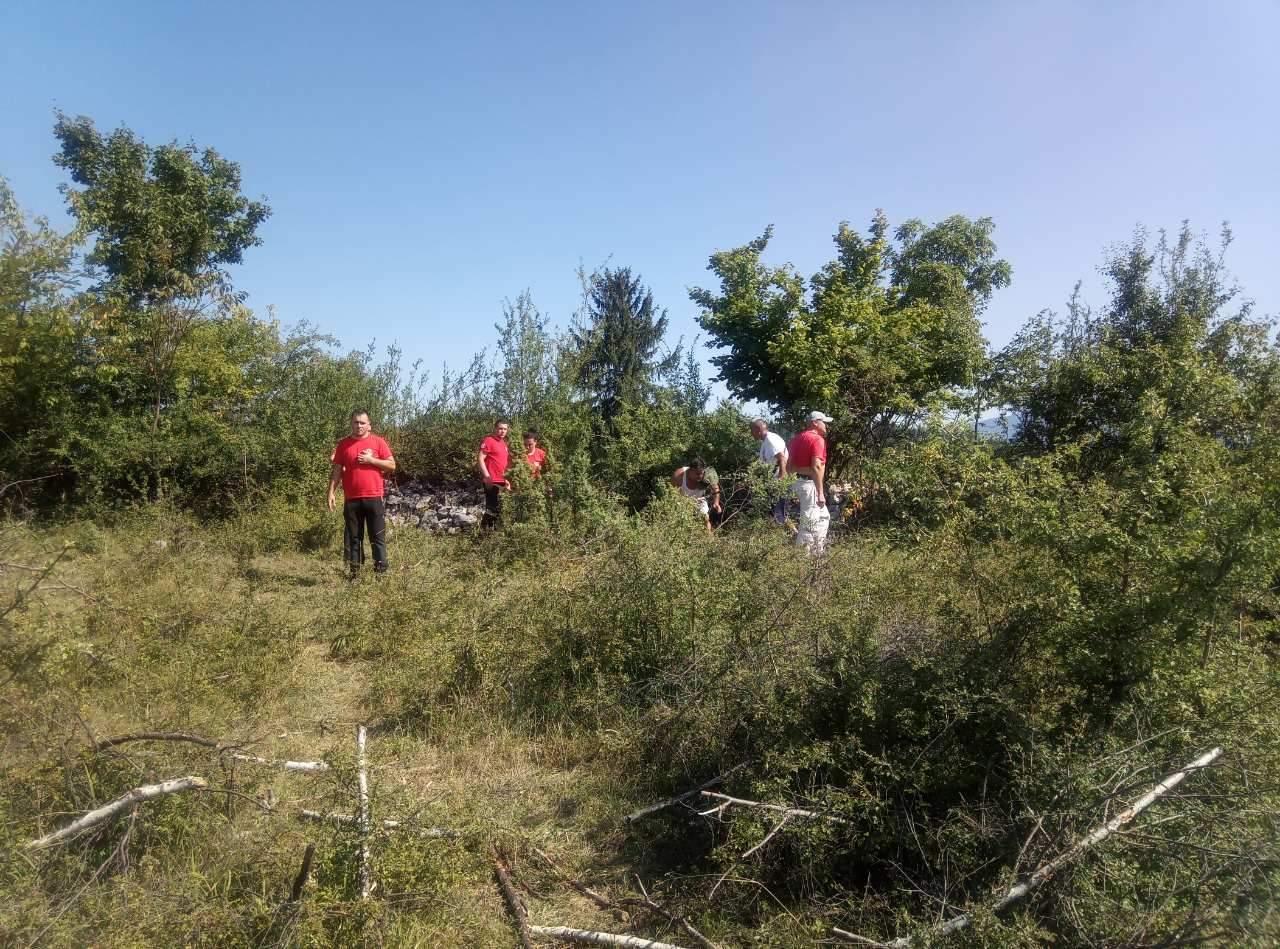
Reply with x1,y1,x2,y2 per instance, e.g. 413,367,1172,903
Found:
385,481,485,534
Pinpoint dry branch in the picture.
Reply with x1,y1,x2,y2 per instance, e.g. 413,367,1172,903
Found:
494,853,535,949
92,732,329,772
289,842,316,902
741,813,793,858
528,926,694,949
623,765,746,824
834,746,1225,948
27,776,208,849
93,731,221,751
531,846,626,919
226,752,330,773
698,791,849,825
356,724,372,900
298,809,456,837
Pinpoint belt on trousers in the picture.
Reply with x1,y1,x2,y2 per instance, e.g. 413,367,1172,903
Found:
795,474,814,480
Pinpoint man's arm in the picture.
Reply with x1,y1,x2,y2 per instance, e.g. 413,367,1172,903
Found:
327,462,343,511
776,449,788,479
478,448,492,485
708,480,722,511
363,455,396,473
671,468,684,488
814,456,826,506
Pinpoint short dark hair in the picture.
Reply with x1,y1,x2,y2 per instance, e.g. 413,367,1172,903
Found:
522,430,540,440
350,409,371,421
690,456,707,470
495,417,511,427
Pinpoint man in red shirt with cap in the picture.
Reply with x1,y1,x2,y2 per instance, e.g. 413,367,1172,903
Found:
328,410,396,575
788,410,832,555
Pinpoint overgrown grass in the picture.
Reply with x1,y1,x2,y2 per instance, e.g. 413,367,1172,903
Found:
1,499,1277,947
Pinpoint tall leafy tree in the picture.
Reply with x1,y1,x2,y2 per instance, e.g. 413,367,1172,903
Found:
692,212,1010,462
571,267,678,429
992,224,1275,466
52,113,270,432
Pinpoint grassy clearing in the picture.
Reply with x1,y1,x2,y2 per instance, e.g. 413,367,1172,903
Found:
0,510,759,947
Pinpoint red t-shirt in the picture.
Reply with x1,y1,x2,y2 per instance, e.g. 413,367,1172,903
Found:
525,447,547,478
480,434,510,485
787,429,827,470
331,434,393,499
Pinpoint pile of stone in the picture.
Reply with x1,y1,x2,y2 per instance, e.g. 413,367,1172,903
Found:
385,480,485,534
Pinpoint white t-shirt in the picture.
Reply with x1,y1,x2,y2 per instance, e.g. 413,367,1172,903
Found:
758,431,787,474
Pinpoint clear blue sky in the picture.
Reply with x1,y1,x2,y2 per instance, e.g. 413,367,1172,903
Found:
5,0,1278,395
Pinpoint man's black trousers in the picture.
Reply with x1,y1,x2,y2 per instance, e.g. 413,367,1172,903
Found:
482,484,502,529
343,498,387,572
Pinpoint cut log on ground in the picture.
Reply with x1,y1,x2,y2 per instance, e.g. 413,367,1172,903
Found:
227,752,330,773
528,925,694,949
27,776,208,849
356,724,372,900
494,852,535,949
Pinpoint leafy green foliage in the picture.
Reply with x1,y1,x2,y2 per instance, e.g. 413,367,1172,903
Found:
693,213,1010,463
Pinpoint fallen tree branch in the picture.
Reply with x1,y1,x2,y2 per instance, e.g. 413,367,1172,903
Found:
356,724,372,900
528,925,693,948
494,852,535,949
835,746,1226,948
289,842,316,902
226,752,330,773
27,776,208,849
741,813,793,858
531,846,626,919
698,791,849,825
92,733,329,772
93,731,221,751
298,809,457,837
831,927,890,947
623,764,747,824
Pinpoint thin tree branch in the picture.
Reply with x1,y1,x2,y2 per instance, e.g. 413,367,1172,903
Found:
27,776,208,849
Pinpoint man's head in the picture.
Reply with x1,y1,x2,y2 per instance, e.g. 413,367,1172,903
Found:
750,418,768,440
689,456,707,479
349,410,372,437
523,430,539,453
805,410,833,436
493,418,511,439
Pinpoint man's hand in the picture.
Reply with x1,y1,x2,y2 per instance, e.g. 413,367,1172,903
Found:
357,448,374,464
817,495,827,507
326,492,336,512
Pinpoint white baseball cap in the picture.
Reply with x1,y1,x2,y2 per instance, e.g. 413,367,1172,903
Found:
806,410,834,423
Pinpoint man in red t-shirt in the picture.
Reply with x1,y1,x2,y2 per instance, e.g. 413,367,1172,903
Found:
477,418,511,529
787,410,832,555
522,430,548,479
327,410,396,575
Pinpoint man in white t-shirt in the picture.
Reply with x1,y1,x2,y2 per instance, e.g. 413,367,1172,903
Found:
750,418,789,524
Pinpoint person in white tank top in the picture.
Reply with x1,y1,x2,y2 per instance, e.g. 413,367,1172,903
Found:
671,457,720,533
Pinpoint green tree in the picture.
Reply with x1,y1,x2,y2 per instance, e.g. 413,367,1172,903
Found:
571,267,678,430
692,212,1010,463
491,290,555,418
52,113,270,435
993,224,1275,467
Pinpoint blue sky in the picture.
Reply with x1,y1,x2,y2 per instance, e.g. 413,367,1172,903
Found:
5,0,1278,396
